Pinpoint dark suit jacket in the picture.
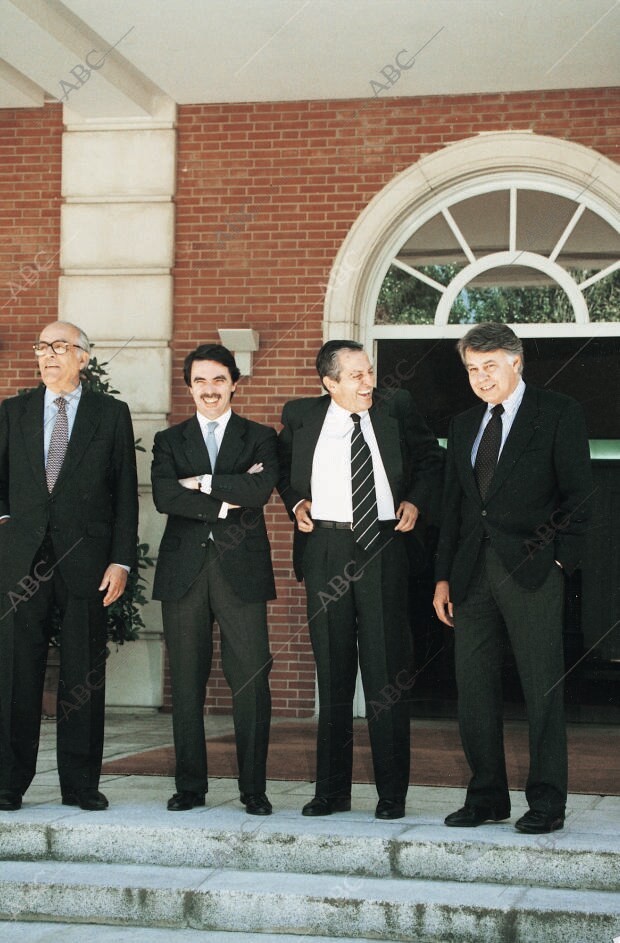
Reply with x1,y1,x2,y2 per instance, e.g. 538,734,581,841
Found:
0,385,138,597
435,385,593,604
151,411,277,603
278,388,445,581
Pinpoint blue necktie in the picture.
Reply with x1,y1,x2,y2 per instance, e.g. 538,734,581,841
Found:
206,421,218,471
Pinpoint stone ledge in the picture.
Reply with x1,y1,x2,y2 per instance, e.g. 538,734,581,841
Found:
0,860,618,942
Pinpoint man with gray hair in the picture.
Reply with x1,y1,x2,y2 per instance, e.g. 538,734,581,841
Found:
279,339,443,820
0,321,138,811
434,322,592,834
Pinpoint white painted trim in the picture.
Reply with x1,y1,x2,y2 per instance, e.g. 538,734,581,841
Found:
323,133,620,347
372,323,620,338
434,251,590,326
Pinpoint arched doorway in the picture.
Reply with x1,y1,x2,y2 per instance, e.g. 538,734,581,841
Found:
324,133,620,719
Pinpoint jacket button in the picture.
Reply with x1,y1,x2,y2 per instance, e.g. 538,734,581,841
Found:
200,542,207,548
481,510,487,516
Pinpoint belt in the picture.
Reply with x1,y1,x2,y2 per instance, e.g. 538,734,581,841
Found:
313,520,352,529
312,519,398,530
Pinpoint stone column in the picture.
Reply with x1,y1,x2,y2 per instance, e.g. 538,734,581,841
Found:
59,113,176,709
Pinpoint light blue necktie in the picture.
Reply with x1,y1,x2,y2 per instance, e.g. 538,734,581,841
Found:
206,421,218,471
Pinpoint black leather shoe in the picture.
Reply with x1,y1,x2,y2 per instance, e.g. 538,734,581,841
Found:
515,809,564,834
375,798,406,820
0,791,22,811
444,804,510,827
62,788,109,811
167,791,206,811
301,796,351,816
240,792,272,815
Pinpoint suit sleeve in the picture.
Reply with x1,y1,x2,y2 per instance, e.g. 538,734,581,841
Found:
552,398,593,573
110,400,139,568
151,425,277,521
0,402,9,518
151,430,224,523
397,391,445,520
210,425,279,507
434,418,462,582
276,400,306,518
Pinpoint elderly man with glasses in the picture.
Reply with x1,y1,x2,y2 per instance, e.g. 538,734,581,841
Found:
0,321,138,812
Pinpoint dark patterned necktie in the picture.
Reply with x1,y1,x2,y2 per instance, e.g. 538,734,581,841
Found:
474,404,504,500
46,397,68,492
351,413,380,551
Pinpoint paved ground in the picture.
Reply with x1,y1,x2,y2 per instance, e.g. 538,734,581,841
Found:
22,710,620,828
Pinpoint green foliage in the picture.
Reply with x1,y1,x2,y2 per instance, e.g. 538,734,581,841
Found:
376,265,620,325
376,265,468,324
106,542,155,645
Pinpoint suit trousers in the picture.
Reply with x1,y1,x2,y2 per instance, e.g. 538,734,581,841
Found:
302,525,412,800
0,536,107,795
162,541,272,795
453,543,567,816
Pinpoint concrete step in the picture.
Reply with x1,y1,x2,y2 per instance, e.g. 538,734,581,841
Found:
0,926,409,943
1,809,619,891
0,859,619,943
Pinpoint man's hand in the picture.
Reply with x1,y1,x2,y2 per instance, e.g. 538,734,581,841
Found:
433,580,454,627
294,499,314,532
0,518,8,525
99,564,128,607
394,501,419,532
178,476,201,490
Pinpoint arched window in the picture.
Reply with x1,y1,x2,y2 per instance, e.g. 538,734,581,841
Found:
376,182,619,331
324,133,620,345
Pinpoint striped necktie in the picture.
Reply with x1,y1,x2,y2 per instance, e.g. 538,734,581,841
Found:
474,403,504,500
46,397,69,492
351,413,380,551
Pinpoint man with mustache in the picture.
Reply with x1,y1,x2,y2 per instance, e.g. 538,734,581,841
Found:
278,340,443,819
151,344,277,815
0,320,138,812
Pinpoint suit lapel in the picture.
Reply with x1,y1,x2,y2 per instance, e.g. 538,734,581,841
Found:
216,412,247,472
297,397,331,494
369,397,401,491
19,386,47,494
455,404,487,505
183,415,212,472
485,386,539,500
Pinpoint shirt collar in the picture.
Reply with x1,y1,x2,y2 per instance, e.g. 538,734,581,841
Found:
501,377,525,418
196,408,232,435
44,384,82,408
483,378,525,417
327,399,369,424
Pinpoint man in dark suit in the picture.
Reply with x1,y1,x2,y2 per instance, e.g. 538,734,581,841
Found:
434,323,592,834
278,340,443,820
152,344,277,816
0,321,138,812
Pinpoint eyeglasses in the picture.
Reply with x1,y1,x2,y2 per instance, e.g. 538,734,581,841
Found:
33,342,87,357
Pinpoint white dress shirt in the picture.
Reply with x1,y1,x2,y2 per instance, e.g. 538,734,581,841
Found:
309,400,396,521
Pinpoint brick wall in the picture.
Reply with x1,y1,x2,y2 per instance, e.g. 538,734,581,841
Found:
170,86,619,716
0,105,63,397
1,90,617,717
